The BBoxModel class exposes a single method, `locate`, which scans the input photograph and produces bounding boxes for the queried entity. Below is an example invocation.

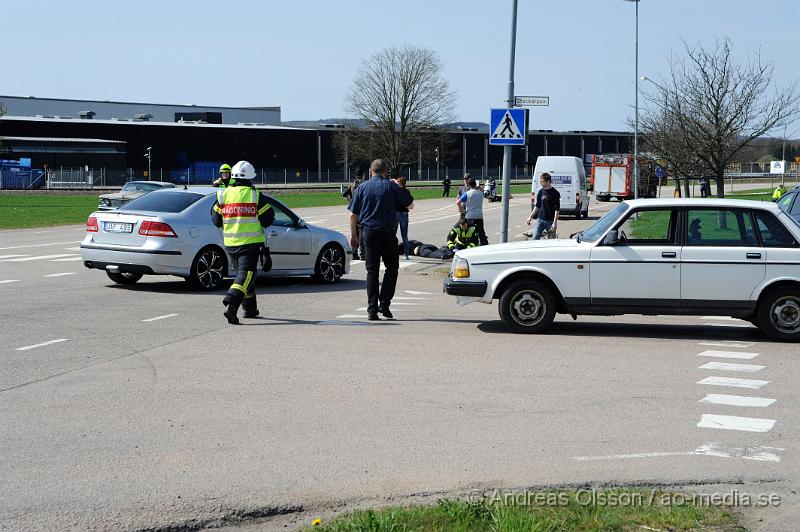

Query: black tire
[188,246,228,290]
[498,280,557,334]
[757,286,800,341]
[313,243,345,283]
[106,270,143,285]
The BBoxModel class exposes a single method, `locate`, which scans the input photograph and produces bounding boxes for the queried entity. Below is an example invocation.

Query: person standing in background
[394,176,412,260]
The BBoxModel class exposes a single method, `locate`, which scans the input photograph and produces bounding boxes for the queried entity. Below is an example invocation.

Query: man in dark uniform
[348,159,414,320]
[211,160,275,324]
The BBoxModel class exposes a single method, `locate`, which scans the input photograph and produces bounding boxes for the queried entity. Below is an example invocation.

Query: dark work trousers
[468,217,489,246]
[362,227,399,315]
[442,187,450,197]
[224,250,259,311]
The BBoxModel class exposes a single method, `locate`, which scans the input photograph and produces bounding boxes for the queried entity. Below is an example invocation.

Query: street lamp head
[640,75,649,81]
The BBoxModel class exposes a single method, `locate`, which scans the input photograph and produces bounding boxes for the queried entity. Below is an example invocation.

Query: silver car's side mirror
[296,219,307,228]
[603,230,620,245]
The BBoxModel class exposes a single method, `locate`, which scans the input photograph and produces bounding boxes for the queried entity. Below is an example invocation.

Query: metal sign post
[500,0,519,244]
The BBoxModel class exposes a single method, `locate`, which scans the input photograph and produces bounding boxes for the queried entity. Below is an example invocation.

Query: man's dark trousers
[224,250,260,312]
[468,218,488,246]
[362,227,399,315]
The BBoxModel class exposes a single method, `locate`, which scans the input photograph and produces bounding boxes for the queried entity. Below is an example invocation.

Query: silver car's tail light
[86,216,98,232]
[139,221,177,238]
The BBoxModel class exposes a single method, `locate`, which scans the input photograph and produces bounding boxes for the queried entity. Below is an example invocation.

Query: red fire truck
[591,154,660,201]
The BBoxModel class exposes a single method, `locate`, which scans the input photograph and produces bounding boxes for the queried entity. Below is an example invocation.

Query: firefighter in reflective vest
[446,216,480,250]
[211,161,275,324]
[212,163,233,188]
[772,184,787,202]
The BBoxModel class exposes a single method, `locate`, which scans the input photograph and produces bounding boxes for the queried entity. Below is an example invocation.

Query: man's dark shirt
[349,175,413,232]
[536,187,561,222]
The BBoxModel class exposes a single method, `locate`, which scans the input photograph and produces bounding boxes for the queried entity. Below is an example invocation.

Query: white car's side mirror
[603,230,620,246]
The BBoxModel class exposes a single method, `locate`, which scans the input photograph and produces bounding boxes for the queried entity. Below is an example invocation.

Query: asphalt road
[0,194,797,530]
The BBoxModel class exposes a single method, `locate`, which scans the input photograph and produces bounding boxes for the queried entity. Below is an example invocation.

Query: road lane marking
[142,313,180,322]
[698,361,765,373]
[1,254,77,262]
[574,451,697,461]
[356,307,411,312]
[64,247,81,251]
[699,394,776,407]
[51,257,83,262]
[336,314,370,319]
[697,414,775,432]
[0,255,29,259]
[697,376,769,389]
[697,350,759,360]
[699,341,756,348]
[393,297,429,300]
[16,339,69,351]
[0,279,21,284]
[0,241,82,251]
[405,290,434,295]
[695,443,784,462]
[44,272,77,278]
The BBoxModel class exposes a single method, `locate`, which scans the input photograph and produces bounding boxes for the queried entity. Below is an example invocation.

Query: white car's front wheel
[498,280,557,334]
[758,286,800,342]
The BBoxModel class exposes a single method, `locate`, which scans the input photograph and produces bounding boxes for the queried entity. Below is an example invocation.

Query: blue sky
[3,0,797,132]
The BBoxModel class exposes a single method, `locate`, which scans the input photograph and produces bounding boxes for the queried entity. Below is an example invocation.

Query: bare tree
[639,38,800,197]
[343,45,457,175]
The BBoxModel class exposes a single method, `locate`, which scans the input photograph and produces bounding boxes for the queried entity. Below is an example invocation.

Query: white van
[531,156,589,219]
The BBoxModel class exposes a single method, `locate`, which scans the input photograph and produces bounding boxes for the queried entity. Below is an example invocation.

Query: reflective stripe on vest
[218,187,264,247]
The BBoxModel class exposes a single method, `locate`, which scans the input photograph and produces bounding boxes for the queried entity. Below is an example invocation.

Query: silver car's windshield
[581,203,628,242]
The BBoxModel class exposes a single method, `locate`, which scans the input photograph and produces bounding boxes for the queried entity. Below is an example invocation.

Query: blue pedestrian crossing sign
[489,108,527,146]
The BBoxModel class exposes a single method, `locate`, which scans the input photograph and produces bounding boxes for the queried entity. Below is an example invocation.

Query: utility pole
[500,0,519,243]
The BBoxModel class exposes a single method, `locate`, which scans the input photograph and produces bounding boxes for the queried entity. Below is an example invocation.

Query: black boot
[223,304,240,324]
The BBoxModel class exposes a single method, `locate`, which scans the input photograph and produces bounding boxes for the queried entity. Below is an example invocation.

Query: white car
[81,187,351,289]
[444,198,800,341]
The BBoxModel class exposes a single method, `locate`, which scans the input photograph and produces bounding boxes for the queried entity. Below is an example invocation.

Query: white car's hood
[457,238,582,259]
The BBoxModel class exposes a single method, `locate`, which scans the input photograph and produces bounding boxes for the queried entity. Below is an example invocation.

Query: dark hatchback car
[776,186,800,224]
[98,181,176,210]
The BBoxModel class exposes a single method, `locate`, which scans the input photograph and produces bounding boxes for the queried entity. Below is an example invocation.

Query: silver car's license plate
[104,222,134,233]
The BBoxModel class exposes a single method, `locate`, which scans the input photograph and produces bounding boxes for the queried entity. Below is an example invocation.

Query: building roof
[1,136,126,144]
[1,94,279,112]
[0,116,311,131]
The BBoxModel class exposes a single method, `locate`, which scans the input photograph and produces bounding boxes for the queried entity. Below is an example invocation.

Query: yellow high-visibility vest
[216,187,268,247]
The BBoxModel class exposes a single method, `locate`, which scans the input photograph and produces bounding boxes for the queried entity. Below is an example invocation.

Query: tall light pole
[144,146,152,180]
[500,0,519,243]
[623,0,640,199]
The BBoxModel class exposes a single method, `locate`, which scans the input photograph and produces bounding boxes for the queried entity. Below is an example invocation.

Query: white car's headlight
[452,257,470,279]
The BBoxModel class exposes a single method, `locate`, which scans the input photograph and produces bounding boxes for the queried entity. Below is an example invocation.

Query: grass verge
[0,185,531,229]
[0,194,99,229]
[303,489,742,531]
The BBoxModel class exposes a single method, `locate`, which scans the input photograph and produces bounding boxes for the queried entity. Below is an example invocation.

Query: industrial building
[0,95,632,188]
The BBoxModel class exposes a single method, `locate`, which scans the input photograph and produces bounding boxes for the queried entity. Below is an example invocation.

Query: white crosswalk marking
[699,341,755,348]
[695,443,784,462]
[404,290,434,295]
[142,313,180,322]
[699,394,776,407]
[697,376,769,389]
[697,414,776,432]
[356,307,410,312]
[0,255,29,259]
[2,254,77,262]
[698,361,765,373]
[0,279,21,284]
[0,241,81,251]
[697,350,760,360]
[51,257,83,262]
[393,297,429,300]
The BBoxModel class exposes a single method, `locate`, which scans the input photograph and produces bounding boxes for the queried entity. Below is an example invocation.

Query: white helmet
[231,160,256,181]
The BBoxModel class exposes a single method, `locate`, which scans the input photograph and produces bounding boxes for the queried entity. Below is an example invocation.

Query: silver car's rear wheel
[188,246,227,290]
[313,244,344,284]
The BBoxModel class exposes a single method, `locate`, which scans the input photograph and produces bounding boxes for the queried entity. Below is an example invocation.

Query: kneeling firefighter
[211,161,275,324]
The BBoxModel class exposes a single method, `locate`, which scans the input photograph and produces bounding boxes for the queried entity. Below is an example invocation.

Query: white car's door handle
[661,251,677,258]
[746,252,762,259]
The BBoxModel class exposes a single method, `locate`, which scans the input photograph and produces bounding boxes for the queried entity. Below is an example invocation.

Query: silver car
[98,181,176,210]
[81,187,351,289]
